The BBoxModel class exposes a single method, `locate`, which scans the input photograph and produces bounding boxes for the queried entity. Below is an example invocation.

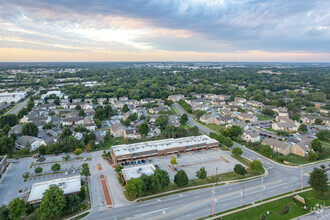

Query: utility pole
[242,183,245,205]
[300,164,303,191]
[260,175,264,206]
[212,183,215,216]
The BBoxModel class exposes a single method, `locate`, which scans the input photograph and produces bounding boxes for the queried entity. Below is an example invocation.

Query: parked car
[155,165,159,169]
[138,160,142,164]
[141,160,146,164]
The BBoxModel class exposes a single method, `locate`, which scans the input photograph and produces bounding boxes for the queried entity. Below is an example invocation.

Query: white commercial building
[27,175,81,204]
[121,164,156,182]
[0,92,27,103]
[41,90,63,99]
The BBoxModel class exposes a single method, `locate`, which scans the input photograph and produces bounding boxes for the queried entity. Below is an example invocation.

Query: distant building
[15,136,46,151]
[262,138,290,155]
[0,92,27,103]
[167,94,184,102]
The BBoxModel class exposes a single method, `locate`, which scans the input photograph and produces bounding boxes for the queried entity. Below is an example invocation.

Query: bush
[278,204,289,215]
[174,170,189,187]
[232,147,243,157]
[78,203,87,211]
[51,163,61,172]
[234,164,247,175]
[34,167,43,174]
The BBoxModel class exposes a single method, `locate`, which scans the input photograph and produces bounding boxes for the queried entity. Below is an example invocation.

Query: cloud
[0,0,330,61]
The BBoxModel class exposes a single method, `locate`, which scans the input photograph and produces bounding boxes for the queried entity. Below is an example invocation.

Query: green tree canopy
[196,167,207,179]
[309,168,328,193]
[122,104,129,113]
[151,169,170,191]
[22,122,38,137]
[137,122,149,136]
[261,145,273,157]
[179,113,188,124]
[234,164,247,175]
[307,151,318,161]
[60,127,72,140]
[51,163,61,172]
[249,160,264,174]
[125,178,146,198]
[174,170,189,187]
[232,147,243,157]
[316,130,330,141]
[298,124,308,133]
[311,138,323,153]
[8,198,25,220]
[37,185,66,219]
[155,115,168,130]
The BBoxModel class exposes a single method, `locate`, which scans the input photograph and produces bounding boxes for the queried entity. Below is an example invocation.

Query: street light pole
[260,175,264,206]
[242,183,245,205]
[212,183,215,216]
[300,164,303,191]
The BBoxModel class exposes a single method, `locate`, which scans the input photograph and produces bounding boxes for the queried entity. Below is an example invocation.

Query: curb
[65,209,91,220]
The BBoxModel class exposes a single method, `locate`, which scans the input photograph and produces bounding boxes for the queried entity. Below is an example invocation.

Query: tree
[115,164,123,173]
[309,168,328,193]
[94,118,101,128]
[298,124,308,134]
[122,104,129,113]
[73,148,83,156]
[315,118,323,125]
[0,204,9,220]
[180,113,188,124]
[307,151,318,161]
[261,109,275,117]
[226,125,242,139]
[81,163,90,178]
[151,169,170,191]
[85,144,92,152]
[125,178,146,197]
[174,170,189,187]
[155,115,168,130]
[137,122,149,136]
[234,164,247,175]
[78,109,85,117]
[316,130,330,141]
[60,127,72,140]
[8,198,25,220]
[311,139,323,153]
[51,163,61,172]
[37,185,66,219]
[170,156,177,166]
[0,136,15,155]
[35,167,43,174]
[196,167,207,179]
[249,160,264,174]
[79,186,86,200]
[22,122,38,137]
[232,147,243,157]
[261,145,273,157]
[140,174,152,190]
[95,107,105,120]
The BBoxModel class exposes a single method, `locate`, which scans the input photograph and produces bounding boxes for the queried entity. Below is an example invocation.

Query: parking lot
[120,149,244,181]
[0,154,89,205]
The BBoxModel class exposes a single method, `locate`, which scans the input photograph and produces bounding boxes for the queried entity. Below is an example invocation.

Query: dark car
[121,163,125,166]
[141,160,146,163]
[155,165,159,169]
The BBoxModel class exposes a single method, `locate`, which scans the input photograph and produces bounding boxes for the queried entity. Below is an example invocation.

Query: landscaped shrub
[278,204,289,215]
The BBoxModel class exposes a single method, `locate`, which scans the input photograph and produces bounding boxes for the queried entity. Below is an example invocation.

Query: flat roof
[122,164,156,181]
[112,135,218,157]
[28,175,81,203]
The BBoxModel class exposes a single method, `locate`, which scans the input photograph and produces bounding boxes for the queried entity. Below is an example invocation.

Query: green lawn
[219,188,330,220]
[256,114,273,121]
[194,120,225,133]
[231,155,252,166]
[319,141,330,160]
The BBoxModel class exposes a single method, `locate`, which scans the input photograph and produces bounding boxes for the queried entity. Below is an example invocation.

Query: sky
[0,0,330,62]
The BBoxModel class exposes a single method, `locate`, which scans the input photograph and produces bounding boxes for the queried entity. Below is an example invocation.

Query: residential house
[262,138,290,156]
[119,97,129,101]
[108,97,118,104]
[246,100,263,108]
[124,128,141,139]
[82,103,93,110]
[238,113,258,122]
[8,124,23,137]
[85,108,95,117]
[242,130,260,143]
[320,109,330,115]
[214,115,233,125]
[200,115,214,124]
[15,136,46,152]
[272,116,300,132]
[149,106,169,114]
[168,94,185,102]
[72,98,82,103]
[228,121,249,131]
[62,116,84,126]
[235,97,246,103]
[211,99,226,105]
[110,123,127,138]
[191,104,208,111]
[97,98,107,105]
[290,138,313,157]
[140,98,155,105]
[149,114,161,124]
[83,117,96,131]
[301,116,330,126]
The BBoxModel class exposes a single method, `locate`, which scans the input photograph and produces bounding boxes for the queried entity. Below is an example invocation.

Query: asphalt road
[85,103,330,220]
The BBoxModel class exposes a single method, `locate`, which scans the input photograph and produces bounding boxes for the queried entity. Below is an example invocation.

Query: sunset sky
[1,0,330,62]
